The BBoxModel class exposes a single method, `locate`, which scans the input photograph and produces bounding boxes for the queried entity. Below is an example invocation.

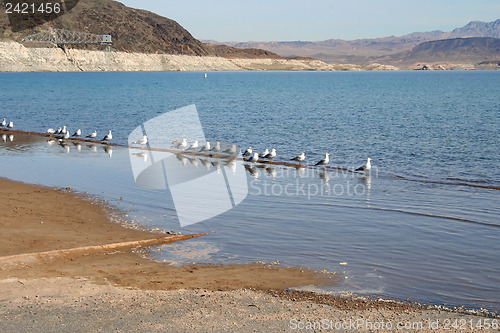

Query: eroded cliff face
[0,41,401,72]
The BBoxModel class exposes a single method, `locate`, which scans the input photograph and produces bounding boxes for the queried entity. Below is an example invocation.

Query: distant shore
[0,177,497,331]
[0,39,400,72]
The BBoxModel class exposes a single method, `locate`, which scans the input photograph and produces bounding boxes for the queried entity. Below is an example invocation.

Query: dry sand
[0,178,497,332]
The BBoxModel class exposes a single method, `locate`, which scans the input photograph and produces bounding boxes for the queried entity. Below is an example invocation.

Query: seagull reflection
[264,166,277,178]
[358,174,372,193]
[245,164,259,179]
[176,153,188,166]
[187,156,199,167]
[59,141,70,154]
[225,159,237,173]
[318,170,330,185]
[211,161,222,173]
[88,144,97,153]
[8,135,14,142]
[2,134,7,142]
[47,138,56,146]
[72,142,82,151]
[199,158,212,171]
[133,152,149,162]
[103,146,113,158]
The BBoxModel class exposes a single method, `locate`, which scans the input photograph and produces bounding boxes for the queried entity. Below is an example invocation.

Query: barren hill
[0,0,281,59]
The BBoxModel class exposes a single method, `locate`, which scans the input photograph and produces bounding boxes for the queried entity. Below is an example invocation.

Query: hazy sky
[119,0,499,42]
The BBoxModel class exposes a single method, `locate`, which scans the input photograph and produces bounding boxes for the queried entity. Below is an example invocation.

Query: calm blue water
[0,71,499,311]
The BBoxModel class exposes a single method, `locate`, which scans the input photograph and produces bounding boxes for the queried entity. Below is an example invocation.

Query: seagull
[199,141,211,152]
[101,130,112,142]
[246,152,259,163]
[86,130,97,139]
[1,118,6,127]
[259,148,269,158]
[223,144,237,155]
[46,128,56,135]
[60,131,70,140]
[7,121,14,129]
[264,148,277,160]
[186,140,199,150]
[177,138,188,149]
[133,135,148,145]
[356,158,372,172]
[315,153,330,166]
[210,141,221,153]
[55,127,62,134]
[172,138,180,145]
[291,152,306,163]
[72,129,82,137]
[242,146,253,157]
[61,126,67,134]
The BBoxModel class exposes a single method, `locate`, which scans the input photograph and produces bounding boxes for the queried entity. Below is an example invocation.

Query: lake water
[0,71,499,312]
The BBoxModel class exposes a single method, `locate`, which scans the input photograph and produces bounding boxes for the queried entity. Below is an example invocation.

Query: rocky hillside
[0,0,281,59]
[373,37,500,67]
[207,19,500,64]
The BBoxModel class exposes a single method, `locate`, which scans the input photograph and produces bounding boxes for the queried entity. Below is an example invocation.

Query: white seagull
[223,144,237,155]
[177,138,188,149]
[246,152,259,163]
[264,148,277,160]
[60,131,70,140]
[46,128,56,135]
[55,127,62,134]
[291,152,306,163]
[133,135,148,145]
[86,130,97,139]
[1,118,6,127]
[315,153,330,166]
[187,140,199,150]
[7,121,14,129]
[199,141,211,152]
[210,141,221,153]
[61,126,67,134]
[72,129,82,137]
[259,148,269,158]
[102,130,112,142]
[356,158,372,172]
[242,146,253,157]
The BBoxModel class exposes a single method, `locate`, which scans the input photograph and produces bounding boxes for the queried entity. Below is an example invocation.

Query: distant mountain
[204,19,500,64]
[373,37,500,67]
[0,0,283,59]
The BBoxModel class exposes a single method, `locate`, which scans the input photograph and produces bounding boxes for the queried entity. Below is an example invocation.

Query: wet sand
[0,178,497,332]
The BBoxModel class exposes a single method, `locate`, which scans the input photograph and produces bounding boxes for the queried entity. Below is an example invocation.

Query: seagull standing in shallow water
[86,130,97,139]
[315,153,330,166]
[177,138,188,150]
[259,148,269,158]
[6,121,14,129]
[356,158,372,172]
[1,118,6,127]
[186,140,199,150]
[102,130,112,142]
[133,135,148,145]
[47,128,56,135]
[291,152,306,163]
[223,144,237,155]
[242,146,252,157]
[199,141,211,152]
[72,129,81,137]
[246,152,259,163]
[210,141,221,153]
[264,148,277,160]
[61,126,67,134]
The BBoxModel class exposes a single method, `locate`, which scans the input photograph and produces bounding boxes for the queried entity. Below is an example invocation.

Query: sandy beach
[0,177,498,332]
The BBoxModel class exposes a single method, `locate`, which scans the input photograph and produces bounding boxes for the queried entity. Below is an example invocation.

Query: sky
[119,0,500,42]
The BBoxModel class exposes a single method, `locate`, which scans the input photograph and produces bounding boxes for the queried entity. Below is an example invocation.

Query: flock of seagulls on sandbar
[44,124,113,143]
[1,118,372,172]
[170,137,372,172]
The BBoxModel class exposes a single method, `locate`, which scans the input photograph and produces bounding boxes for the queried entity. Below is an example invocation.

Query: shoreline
[1,178,499,331]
